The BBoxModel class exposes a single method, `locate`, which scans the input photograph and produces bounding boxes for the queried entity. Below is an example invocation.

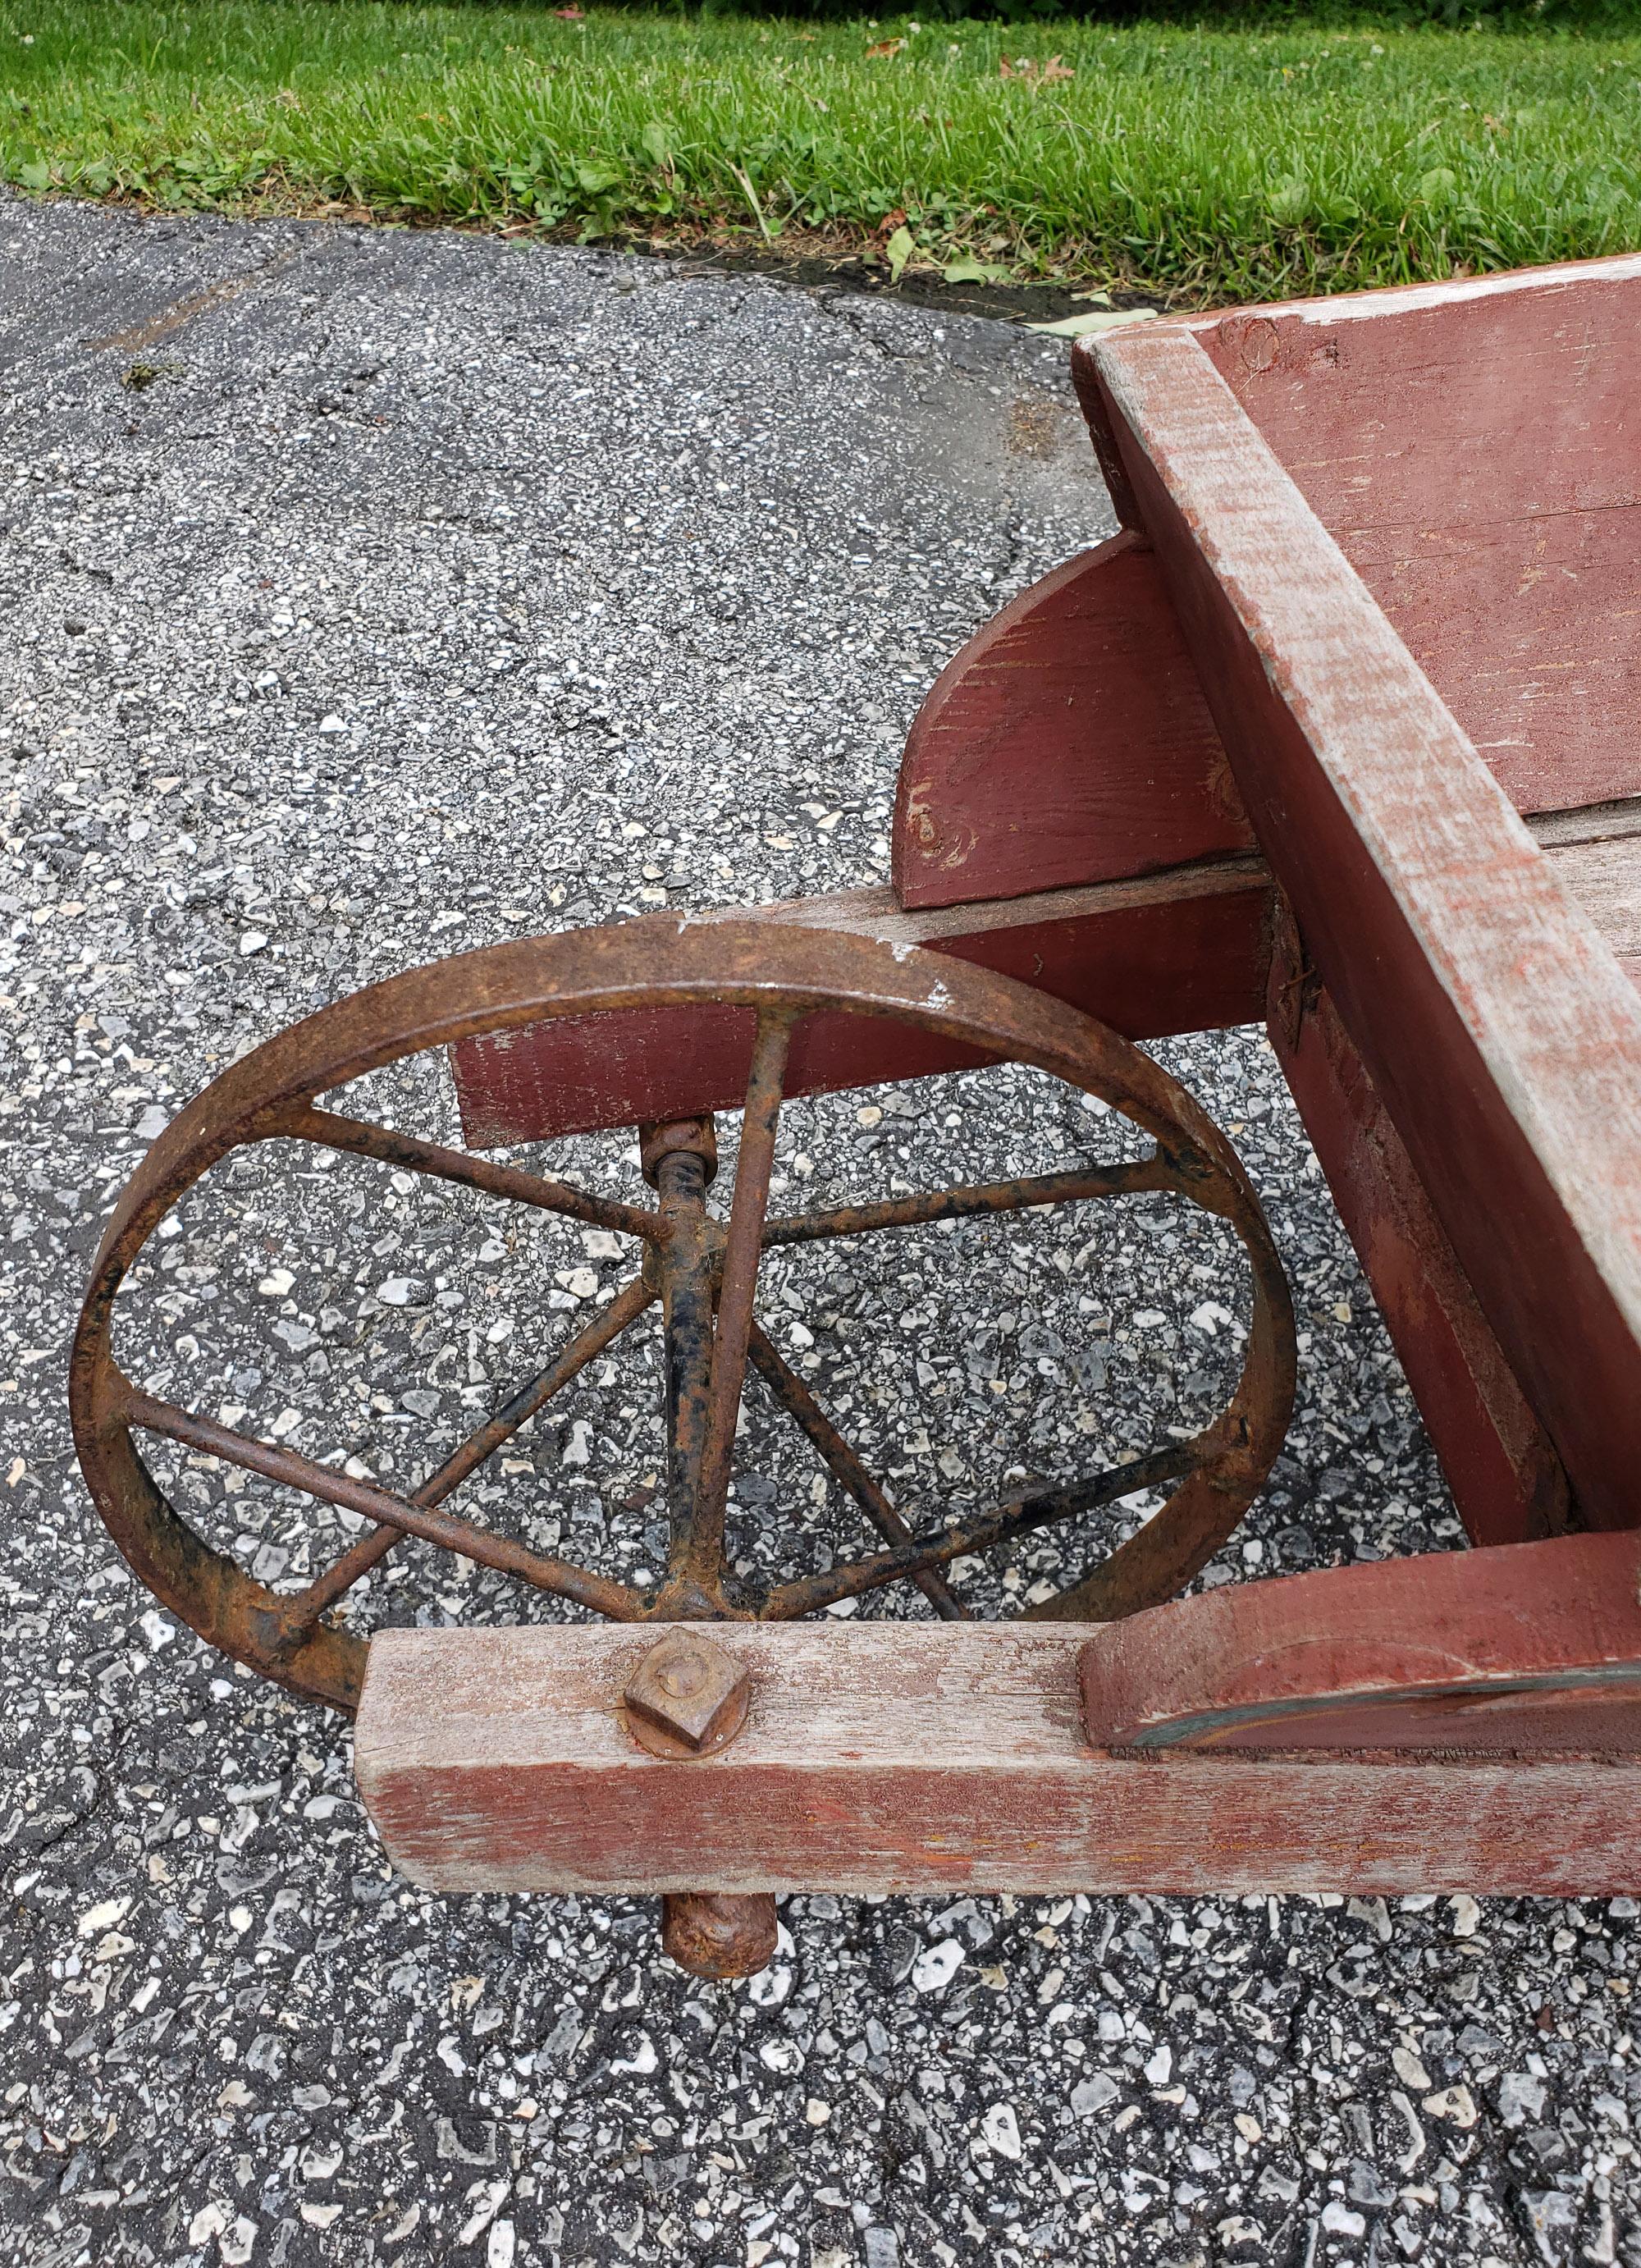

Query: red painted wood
[454,815,1641,1146]
[456,999,992,1149]
[452,866,1270,1145]
[1086,316,1641,1534]
[354,1623,1641,1896]
[1081,1529,1641,1754]
[1195,259,1641,819]
[888,263,1640,921]
[1270,958,1570,1547]
[891,533,1251,911]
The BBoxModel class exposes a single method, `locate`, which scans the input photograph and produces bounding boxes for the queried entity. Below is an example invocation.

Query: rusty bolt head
[624,1630,750,1758]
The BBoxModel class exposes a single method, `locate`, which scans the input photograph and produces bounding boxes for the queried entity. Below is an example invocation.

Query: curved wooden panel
[1081,1530,1641,1756]
[891,531,1252,912]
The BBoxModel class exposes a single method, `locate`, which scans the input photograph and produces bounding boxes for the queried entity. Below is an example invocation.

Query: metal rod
[746,1322,966,1620]
[654,1145,720,1606]
[762,1154,1173,1251]
[274,1101,666,1244]
[686,1013,795,1588]
[277,1275,656,1635]
[120,1383,644,1621]
[760,1436,1200,1621]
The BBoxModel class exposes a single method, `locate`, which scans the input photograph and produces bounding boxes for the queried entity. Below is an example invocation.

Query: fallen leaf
[942,255,1012,286]
[884,224,916,283]
[552,6,583,16]
[1027,307,1160,338]
[1001,54,1074,87]
[866,37,906,58]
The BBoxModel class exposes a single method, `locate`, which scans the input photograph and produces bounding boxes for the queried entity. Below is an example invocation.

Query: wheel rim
[70,917,1297,1712]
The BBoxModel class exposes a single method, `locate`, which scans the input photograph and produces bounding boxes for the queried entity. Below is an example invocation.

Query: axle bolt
[624,1630,751,1758]
[638,1113,718,1188]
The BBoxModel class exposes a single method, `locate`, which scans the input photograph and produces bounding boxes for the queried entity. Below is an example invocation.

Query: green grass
[2,2,1639,302]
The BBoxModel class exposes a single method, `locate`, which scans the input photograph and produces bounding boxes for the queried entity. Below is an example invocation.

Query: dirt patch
[619,232,1176,327]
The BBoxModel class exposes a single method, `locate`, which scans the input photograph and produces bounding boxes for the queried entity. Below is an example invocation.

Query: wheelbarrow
[71,253,1641,1980]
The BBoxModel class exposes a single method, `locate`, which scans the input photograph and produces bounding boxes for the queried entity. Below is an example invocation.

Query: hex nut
[624,1630,751,1758]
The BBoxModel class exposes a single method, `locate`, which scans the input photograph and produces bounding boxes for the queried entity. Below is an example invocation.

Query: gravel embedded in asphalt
[2,198,1637,2268]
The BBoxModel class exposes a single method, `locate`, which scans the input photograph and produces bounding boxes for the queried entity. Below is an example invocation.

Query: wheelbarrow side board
[1080,286,1641,1538]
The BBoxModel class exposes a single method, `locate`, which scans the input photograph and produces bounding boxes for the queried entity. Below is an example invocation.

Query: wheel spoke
[1022,1417,1261,1625]
[760,1436,1200,1621]
[275,1274,656,1636]
[272,1101,666,1243]
[763,1155,1173,1251]
[119,1381,644,1621]
[682,1012,795,1589]
[746,1323,966,1620]
[651,1140,720,1606]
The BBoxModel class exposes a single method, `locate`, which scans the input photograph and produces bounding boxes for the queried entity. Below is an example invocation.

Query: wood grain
[891,532,1251,910]
[452,811,1641,1147]
[894,263,1639,917]
[1081,1528,1641,1754]
[451,862,1270,1145]
[1086,316,1641,1534]
[354,1622,1641,1896]
[1193,257,1641,820]
[1269,964,1570,1548]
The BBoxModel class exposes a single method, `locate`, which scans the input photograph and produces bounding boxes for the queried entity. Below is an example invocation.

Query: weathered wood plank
[1268,958,1570,1547]
[1081,1528,1641,1755]
[893,263,1641,916]
[451,809,1641,1148]
[355,1623,1641,1896]
[891,532,1251,910]
[1196,256,1641,819]
[450,862,1270,1145]
[1541,824,1641,965]
[1084,318,1641,1533]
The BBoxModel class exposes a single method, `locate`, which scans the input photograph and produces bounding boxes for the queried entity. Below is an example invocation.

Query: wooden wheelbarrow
[71,254,1641,1979]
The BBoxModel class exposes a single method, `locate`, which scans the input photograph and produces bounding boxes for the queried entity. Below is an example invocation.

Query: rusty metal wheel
[71,918,1296,1721]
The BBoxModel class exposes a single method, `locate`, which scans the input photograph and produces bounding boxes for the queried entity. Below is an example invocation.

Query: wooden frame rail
[356,1611,1641,1900]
